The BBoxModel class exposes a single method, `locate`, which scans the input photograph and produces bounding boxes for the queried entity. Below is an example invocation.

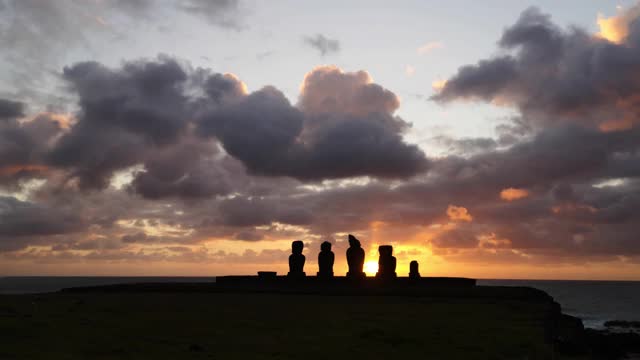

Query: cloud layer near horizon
[1,4,640,277]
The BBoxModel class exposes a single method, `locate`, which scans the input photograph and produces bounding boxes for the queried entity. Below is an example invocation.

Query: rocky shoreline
[553,313,640,359]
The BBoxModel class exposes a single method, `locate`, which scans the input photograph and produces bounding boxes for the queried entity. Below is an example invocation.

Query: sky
[1,0,640,280]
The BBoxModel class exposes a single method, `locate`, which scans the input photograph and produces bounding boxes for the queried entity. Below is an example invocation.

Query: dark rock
[584,328,640,360]
[555,314,587,355]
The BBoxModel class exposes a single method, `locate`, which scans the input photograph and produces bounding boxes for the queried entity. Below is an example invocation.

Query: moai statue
[346,234,366,279]
[409,260,421,279]
[376,245,397,279]
[317,241,335,278]
[288,240,306,277]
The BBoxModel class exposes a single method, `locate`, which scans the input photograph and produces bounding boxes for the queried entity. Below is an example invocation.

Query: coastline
[1,279,638,358]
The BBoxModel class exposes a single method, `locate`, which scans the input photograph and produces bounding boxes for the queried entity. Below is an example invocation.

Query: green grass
[0,292,562,359]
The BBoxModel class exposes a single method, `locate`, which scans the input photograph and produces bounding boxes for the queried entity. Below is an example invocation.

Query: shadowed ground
[0,291,582,359]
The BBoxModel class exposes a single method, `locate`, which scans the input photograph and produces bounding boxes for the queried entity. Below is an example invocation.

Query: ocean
[0,276,637,328]
[478,279,640,329]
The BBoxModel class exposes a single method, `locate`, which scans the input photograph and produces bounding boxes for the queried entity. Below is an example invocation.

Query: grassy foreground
[0,291,571,359]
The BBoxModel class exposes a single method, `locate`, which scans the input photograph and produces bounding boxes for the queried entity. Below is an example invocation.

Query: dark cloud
[129,139,233,199]
[198,86,305,176]
[199,66,428,180]
[433,7,640,130]
[121,232,159,244]
[0,113,63,187]
[218,196,313,227]
[47,56,194,189]
[430,135,498,155]
[41,59,425,191]
[303,34,340,56]
[416,6,640,260]
[0,98,24,120]
[234,230,264,241]
[179,0,244,29]
[432,226,479,248]
[0,196,86,251]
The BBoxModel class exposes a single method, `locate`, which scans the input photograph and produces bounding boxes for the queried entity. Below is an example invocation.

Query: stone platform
[215,275,476,295]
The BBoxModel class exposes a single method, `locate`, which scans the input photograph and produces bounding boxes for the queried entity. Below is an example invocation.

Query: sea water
[478,279,640,328]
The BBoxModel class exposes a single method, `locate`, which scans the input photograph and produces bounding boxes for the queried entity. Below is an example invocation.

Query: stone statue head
[410,260,419,271]
[378,245,393,257]
[321,241,332,252]
[348,234,360,248]
[292,240,304,255]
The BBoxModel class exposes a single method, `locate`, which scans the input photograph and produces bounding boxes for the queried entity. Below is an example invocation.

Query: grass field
[0,291,574,359]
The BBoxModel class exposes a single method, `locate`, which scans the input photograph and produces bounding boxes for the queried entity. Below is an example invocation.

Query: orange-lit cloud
[478,233,512,249]
[599,118,634,132]
[0,165,48,176]
[300,65,372,93]
[432,79,447,91]
[500,188,529,201]
[41,112,73,129]
[223,73,249,95]
[298,65,400,117]
[446,205,472,222]
[551,203,597,215]
[597,3,640,43]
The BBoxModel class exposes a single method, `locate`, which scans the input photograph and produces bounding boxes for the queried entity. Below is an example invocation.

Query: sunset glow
[364,261,379,276]
[0,1,639,280]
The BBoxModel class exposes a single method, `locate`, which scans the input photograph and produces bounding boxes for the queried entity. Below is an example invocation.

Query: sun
[363,261,378,276]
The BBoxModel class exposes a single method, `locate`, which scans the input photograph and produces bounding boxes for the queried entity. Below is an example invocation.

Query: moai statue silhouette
[317,241,335,278]
[409,260,421,279]
[376,245,397,279]
[288,240,306,277]
[346,234,366,279]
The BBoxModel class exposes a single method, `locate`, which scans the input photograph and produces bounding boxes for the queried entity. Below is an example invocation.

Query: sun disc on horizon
[364,261,378,276]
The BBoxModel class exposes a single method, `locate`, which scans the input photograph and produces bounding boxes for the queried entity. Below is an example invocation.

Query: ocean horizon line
[1,275,639,282]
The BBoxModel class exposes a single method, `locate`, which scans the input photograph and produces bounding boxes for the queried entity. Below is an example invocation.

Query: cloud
[47,56,194,189]
[0,0,246,104]
[447,205,473,222]
[199,65,429,180]
[298,66,400,117]
[0,196,87,251]
[0,98,25,120]
[0,57,428,196]
[432,6,640,131]
[597,2,640,43]
[432,226,479,248]
[178,0,245,30]
[303,34,340,56]
[129,139,234,199]
[500,188,530,201]
[0,112,63,187]
[431,79,447,92]
[430,135,498,155]
[417,41,443,55]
